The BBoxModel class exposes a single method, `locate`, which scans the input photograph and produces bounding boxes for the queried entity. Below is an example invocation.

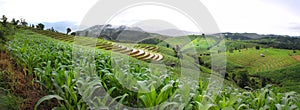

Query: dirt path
[0,51,56,110]
[292,55,300,62]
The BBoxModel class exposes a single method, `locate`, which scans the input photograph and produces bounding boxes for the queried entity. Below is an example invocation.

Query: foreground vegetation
[255,63,300,93]
[1,16,300,109]
[0,29,298,109]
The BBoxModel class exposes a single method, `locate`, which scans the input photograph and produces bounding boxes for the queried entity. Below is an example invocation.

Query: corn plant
[7,30,300,110]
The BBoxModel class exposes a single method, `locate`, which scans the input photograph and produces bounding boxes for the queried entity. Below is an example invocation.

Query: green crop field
[1,23,300,109]
[181,37,217,53]
[227,48,300,73]
[255,63,300,93]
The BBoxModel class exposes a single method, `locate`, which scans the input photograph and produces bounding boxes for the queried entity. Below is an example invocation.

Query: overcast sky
[0,0,300,36]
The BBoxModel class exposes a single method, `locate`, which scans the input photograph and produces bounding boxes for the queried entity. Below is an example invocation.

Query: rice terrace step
[31,29,164,62]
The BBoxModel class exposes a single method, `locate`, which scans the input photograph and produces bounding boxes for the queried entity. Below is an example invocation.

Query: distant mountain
[214,32,264,40]
[76,25,166,43]
[77,24,202,38]
[213,32,300,41]
[151,29,201,37]
[42,21,79,33]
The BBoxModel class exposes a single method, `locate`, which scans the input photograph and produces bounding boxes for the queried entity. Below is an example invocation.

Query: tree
[229,49,234,53]
[255,46,260,50]
[70,32,76,36]
[11,18,19,25]
[201,33,205,37]
[0,31,5,42]
[20,18,28,26]
[50,27,55,32]
[46,27,55,32]
[235,71,250,88]
[66,28,71,35]
[36,23,45,30]
[1,15,8,25]
[198,56,205,65]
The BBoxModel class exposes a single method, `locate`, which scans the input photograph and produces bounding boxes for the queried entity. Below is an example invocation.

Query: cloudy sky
[0,0,300,36]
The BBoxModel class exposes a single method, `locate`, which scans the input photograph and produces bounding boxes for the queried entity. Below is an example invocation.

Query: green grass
[0,88,20,110]
[3,27,300,109]
[226,40,258,50]
[0,70,22,110]
[254,63,300,93]
[227,48,299,73]
[181,37,217,53]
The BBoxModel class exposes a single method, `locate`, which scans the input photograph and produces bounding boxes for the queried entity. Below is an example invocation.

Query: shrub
[255,46,260,50]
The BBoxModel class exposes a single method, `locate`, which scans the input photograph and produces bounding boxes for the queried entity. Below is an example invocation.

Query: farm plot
[30,29,164,62]
[227,48,299,73]
[3,29,300,109]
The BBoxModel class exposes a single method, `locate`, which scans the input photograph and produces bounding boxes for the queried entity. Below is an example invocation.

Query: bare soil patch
[0,51,57,110]
[292,55,300,62]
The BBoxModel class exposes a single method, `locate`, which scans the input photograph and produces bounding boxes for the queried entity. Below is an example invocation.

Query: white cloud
[0,0,98,23]
[201,0,300,35]
[1,0,300,35]
[108,5,200,33]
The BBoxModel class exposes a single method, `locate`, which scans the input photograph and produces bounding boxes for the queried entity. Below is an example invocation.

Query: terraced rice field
[134,45,159,53]
[227,48,300,73]
[2,29,300,109]
[30,29,164,62]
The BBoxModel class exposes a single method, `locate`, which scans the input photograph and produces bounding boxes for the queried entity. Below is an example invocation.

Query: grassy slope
[29,29,215,77]
[181,36,218,54]
[227,48,300,73]
[185,37,300,93]
[255,63,300,93]
[3,28,300,109]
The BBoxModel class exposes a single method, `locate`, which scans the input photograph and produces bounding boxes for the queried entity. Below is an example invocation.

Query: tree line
[0,15,76,35]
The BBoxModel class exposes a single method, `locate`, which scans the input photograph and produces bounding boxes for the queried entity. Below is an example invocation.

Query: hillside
[1,22,300,109]
[172,33,300,93]
[153,28,202,37]
[254,63,300,93]
[227,48,299,73]
[76,25,167,43]
[215,32,263,40]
